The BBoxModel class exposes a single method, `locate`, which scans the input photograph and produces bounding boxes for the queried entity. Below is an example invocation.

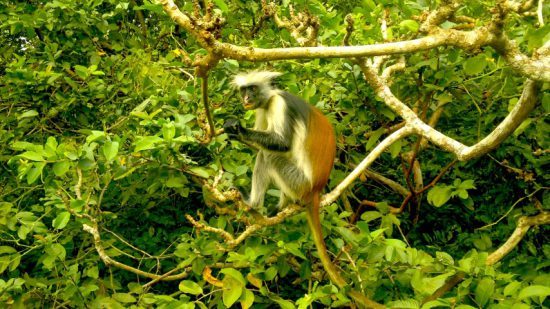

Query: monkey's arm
[239,128,291,152]
[224,118,292,152]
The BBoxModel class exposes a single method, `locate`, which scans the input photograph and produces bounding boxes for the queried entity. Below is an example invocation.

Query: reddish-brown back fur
[303,107,346,287]
[305,107,336,197]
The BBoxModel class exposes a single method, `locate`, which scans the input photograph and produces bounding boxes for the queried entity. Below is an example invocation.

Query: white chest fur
[253,94,312,185]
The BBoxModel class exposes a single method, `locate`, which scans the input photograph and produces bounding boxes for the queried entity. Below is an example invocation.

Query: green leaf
[399,20,419,32]
[0,246,16,254]
[222,277,244,307]
[457,179,476,190]
[166,177,186,188]
[74,65,89,78]
[435,92,453,105]
[134,136,163,152]
[52,211,70,229]
[213,0,228,11]
[240,289,255,309]
[335,226,359,246]
[387,299,419,308]
[128,282,143,294]
[112,293,137,303]
[427,185,453,207]
[463,55,488,75]
[53,161,70,177]
[517,285,550,300]
[70,199,85,212]
[189,167,210,178]
[19,151,45,161]
[365,128,384,151]
[475,277,495,306]
[17,110,39,120]
[18,225,30,240]
[388,139,402,158]
[45,136,58,153]
[513,118,532,137]
[411,271,452,295]
[45,243,66,261]
[178,280,203,295]
[162,123,176,141]
[503,281,522,296]
[86,266,99,279]
[103,141,119,162]
[11,141,37,151]
[27,162,46,184]
[78,158,95,171]
[220,268,246,285]
[363,0,376,10]
[134,2,164,13]
[267,292,295,309]
[284,243,306,260]
[86,130,106,144]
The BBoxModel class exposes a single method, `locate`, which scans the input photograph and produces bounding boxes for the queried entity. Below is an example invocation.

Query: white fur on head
[232,71,282,88]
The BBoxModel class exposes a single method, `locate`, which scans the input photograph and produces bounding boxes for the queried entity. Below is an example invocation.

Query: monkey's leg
[276,193,288,209]
[269,155,310,206]
[248,151,271,209]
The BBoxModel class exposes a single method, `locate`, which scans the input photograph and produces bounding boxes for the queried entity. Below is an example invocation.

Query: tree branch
[161,0,550,81]
[82,223,190,281]
[486,211,550,265]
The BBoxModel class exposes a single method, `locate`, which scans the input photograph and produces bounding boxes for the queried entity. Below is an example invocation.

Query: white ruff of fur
[232,71,282,88]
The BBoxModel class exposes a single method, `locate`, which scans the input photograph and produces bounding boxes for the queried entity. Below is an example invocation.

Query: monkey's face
[239,85,263,110]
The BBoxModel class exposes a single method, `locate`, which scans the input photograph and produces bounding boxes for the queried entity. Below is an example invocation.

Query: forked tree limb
[422,211,550,304]
[160,0,550,82]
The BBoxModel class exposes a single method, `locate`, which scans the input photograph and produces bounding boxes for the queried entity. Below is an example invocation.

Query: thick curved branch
[486,211,550,265]
[323,125,415,205]
[362,61,541,161]
[161,0,550,82]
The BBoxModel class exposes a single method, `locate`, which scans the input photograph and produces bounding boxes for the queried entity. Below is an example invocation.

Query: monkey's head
[232,71,282,110]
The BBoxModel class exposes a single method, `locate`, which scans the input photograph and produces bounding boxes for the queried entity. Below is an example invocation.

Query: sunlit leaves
[0,0,546,307]
[179,280,203,295]
[399,20,419,33]
[212,0,229,12]
[0,246,21,274]
[52,212,70,229]
[517,285,550,301]
[112,293,137,303]
[222,276,244,307]
[463,55,488,75]
[102,140,119,162]
[133,136,163,152]
[475,277,495,306]
[19,151,45,161]
[427,185,453,207]
[427,179,476,207]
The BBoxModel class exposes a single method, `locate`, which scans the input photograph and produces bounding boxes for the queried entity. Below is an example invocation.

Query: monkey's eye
[244,85,258,92]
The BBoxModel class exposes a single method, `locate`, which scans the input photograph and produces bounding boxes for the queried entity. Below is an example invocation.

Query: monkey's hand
[223,118,243,137]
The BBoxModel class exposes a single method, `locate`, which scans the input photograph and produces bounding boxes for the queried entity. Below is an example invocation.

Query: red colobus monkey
[224,71,341,285]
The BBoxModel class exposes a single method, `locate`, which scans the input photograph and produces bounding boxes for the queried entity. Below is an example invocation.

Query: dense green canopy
[0,0,548,307]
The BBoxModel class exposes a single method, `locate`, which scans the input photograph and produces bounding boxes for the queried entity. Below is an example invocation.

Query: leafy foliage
[1,0,549,308]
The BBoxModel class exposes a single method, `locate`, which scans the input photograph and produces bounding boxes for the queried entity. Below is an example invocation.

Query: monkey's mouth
[243,103,254,109]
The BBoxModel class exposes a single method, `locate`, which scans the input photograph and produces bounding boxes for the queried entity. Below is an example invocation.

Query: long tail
[305,193,346,287]
[305,193,386,309]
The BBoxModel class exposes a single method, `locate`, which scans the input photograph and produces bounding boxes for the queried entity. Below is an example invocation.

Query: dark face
[240,85,262,110]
